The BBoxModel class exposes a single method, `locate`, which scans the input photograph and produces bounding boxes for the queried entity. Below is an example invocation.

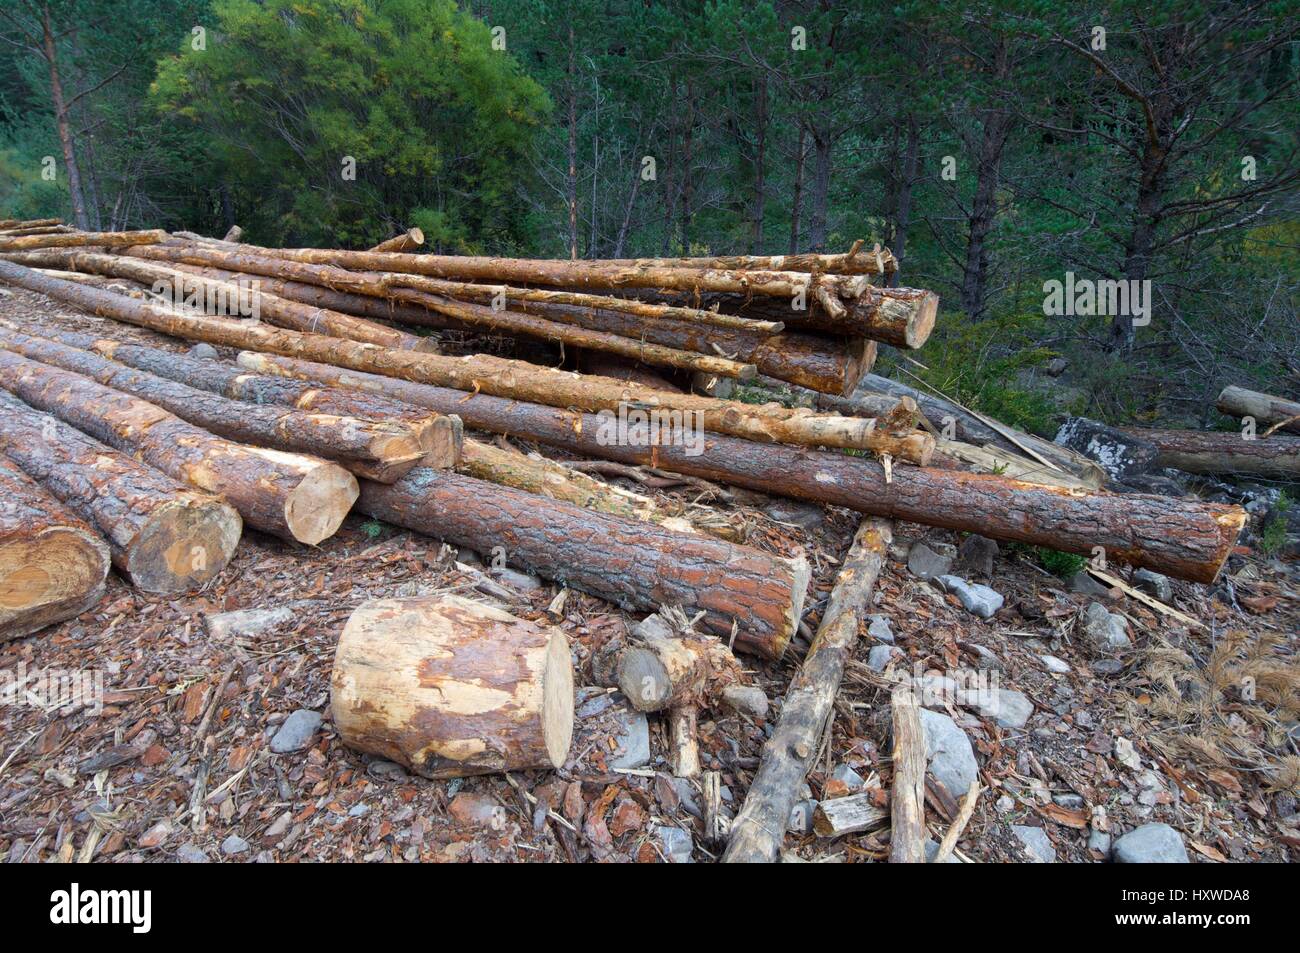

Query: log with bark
[0,393,241,593]
[0,229,167,252]
[1216,385,1300,436]
[592,243,896,276]
[889,687,927,863]
[0,453,110,641]
[0,218,62,230]
[332,595,574,778]
[0,349,356,544]
[0,325,431,482]
[357,468,810,658]
[242,353,1246,583]
[368,228,425,253]
[6,324,462,471]
[0,260,924,456]
[1118,426,1300,479]
[723,518,892,863]
[616,614,742,712]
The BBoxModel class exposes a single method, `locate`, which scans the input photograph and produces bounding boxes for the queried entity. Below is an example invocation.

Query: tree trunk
[244,353,1246,583]
[751,76,767,254]
[567,25,579,261]
[368,228,424,253]
[40,4,88,230]
[357,468,811,658]
[0,393,241,593]
[807,130,833,252]
[888,687,927,863]
[332,595,574,778]
[789,127,807,254]
[1216,386,1300,436]
[0,326,429,483]
[0,349,355,544]
[0,229,167,252]
[0,454,108,640]
[723,518,891,863]
[1118,426,1300,479]
[958,96,1012,318]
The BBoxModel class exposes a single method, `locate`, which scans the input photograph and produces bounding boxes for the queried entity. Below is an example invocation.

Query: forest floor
[1,286,1297,864]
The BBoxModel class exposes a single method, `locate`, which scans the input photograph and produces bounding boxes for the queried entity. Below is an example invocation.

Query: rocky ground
[1,286,1297,864]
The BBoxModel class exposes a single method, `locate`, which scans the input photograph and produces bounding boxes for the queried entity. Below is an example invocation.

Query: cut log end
[278,458,359,545]
[541,626,577,769]
[0,528,108,641]
[905,291,939,349]
[125,498,243,594]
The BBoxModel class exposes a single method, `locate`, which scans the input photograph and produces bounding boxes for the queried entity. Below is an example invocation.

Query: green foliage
[1259,492,1292,556]
[1035,547,1088,578]
[362,519,386,540]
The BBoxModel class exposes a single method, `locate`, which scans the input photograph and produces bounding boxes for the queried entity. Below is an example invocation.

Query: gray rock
[1011,825,1056,863]
[1052,793,1086,809]
[653,824,694,863]
[492,567,542,592]
[670,778,702,819]
[221,834,250,856]
[867,614,895,643]
[720,684,769,720]
[955,534,999,580]
[971,689,1033,729]
[907,542,954,581]
[924,838,962,863]
[765,499,826,531]
[830,764,864,792]
[1112,823,1189,863]
[1040,655,1071,674]
[966,643,1001,669]
[187,342,219,360]
[867,644,899,672]
[609,709,651,769]
[1055,417,1159,480]
[919,708,979,799]
[1133,568,1173,602]
[1090,659,1125,676]
[788,799,817,834]
[175,844,210,863]
[935,575,1004,619]
[1067,571,1112,598]
[1046,357,1068,377]
[1081,602,1131,653]
[269,709,322,753]
[995,795,1015,813]
[1088,828,1112,855]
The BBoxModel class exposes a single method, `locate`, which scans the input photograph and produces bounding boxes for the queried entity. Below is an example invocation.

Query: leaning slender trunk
[958,109,1011,318]
[566,25,578,261]
[751,76,767,254]
[41,5,89,230]
[807,129,832,252]
[1114,143,1164,351]
[789,127,807,254]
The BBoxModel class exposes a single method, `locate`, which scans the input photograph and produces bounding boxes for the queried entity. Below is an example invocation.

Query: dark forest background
[2,0,1297,433]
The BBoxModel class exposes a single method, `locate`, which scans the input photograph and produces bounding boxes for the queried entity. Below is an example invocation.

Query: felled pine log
[4,249,431,351]
[592,243,896,276]
[0,218,62,230]
[1118,426,1300,479]
[0,349,356,544]
[357,468,810,658]
[1216,385,1300,436]
[889,687,927,863]
[0,454,110,641]
[242,353,1247,584]
[332,595,574,778]
[723,518,891,863]
[368,228,424,253]
[0,393,241,593]
[0,325,429,483]
[10,325,462,471]
[616,614,742,712]
[0,261,925,457]
[0,229,167,252]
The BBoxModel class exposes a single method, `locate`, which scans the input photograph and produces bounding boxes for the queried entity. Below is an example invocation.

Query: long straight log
[592,246,897,275]
[1216,385,1300,436]
[0,349,356,544]
[5,249,431,351]
[722,518,892,863]
[358,468,811,658]
[888,687,928,864]
[0,325,432,482]
[240,352,1247,583]
[368,228,424,253]
[0,218,62,230]
[0,393,242,592]
[0,229,167,252]
[6,325,461,470]
[0,453,110,641]
[0,260,923,456]
[1119,426,1300,479]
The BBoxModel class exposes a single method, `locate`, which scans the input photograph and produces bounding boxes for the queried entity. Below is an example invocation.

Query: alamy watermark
[0,662,104,715]
[1043,272,1151,328]
[595,402,705,457]
[150,274,262,321]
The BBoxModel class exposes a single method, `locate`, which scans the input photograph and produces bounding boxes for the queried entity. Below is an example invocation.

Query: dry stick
[931,781,981,864]
[889,687,927,863]
[722,518,892,863]
[0,229,167,252]
[237,351,1248,584]
[0,260,913,456]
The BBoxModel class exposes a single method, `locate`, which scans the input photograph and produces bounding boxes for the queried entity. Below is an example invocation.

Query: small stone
[137,820,172,849]
[221,834,250,856]
[866,614,895,643]
[955,534,999,580]
[175,843,210,863]
[1133,569,1173,602]
[907,542,954,581]
[829,764,864,794]
[1090,659,1125,676]
[788,799,817,834]
[1087,828,1112,855]
[867,644,898,672]
[1067,570,1113,598]
[972,689,1033,729]
[187,342,219,360]
[935,575,1004,619]
[609,708,651,769]
[918,708,979,799]
[923,838,962,864]
[1011,825,1056,863]
[492,567,542,592]
[449,792,504,828]
[1081,602,1131,653]
[720,685,769,720]
[1114,736,1142,771]
[996,795,1015,813]
[1052,793,1086,809]
[1040,655,1071,674]
[1112,823,1189,863]
[269,709,322,753]
[652,824,693,863]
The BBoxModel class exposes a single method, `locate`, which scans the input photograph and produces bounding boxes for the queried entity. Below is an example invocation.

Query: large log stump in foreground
[331,595,574,778]
[0,454,110,641]
[0,394,241,593]
[0,350,355,544]
[358,469,810,658]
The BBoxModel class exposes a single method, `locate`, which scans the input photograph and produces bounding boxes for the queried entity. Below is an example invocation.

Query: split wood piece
[579,352,685,391]
[332,594,574,778]
[0,454,110,641]
[592,245,896,276]
[668,706,702,779]
[0,229,167,252]
[0,325,429,483]
[0,261,916,456]
[0,393,241,593]
[10,325,461,471]
[239,352,1247,583]
[722,518,891,863]
[368,228,424,253]
[812,793,890,837]
[202,605,297,640]
[5,249,430,351]
[889,687,927,863]
[1216,385,1300,437]
[357,468,810,658]
[1118,426,1300,479]
[933,439,1101,491]
[616,622,742,712]
[0,350,355,544]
